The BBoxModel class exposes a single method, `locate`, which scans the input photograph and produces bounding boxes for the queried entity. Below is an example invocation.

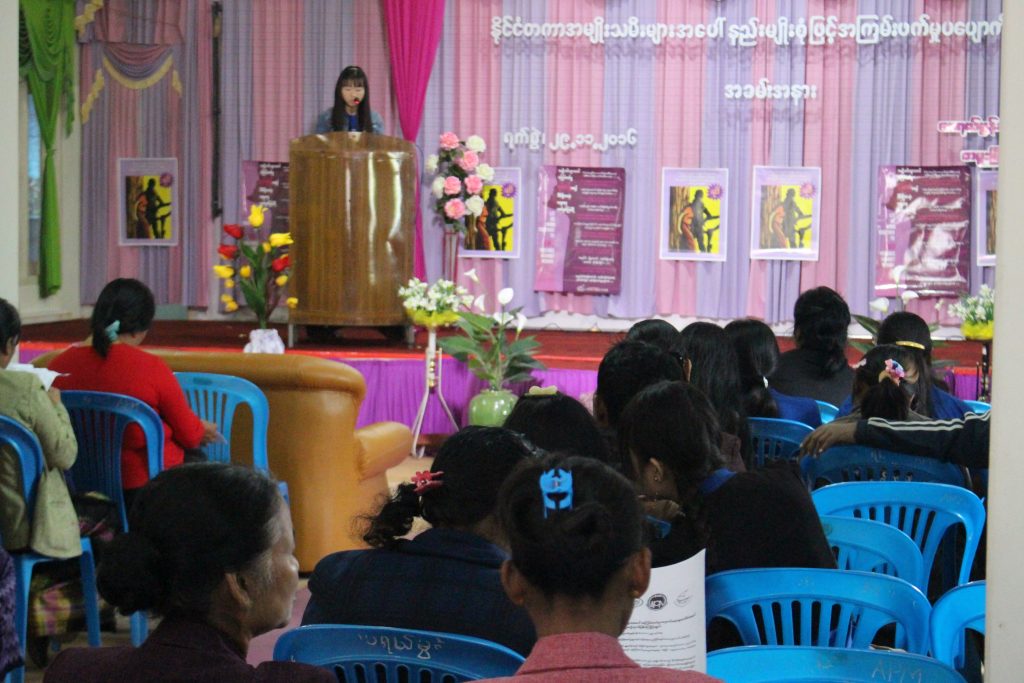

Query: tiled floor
[19,453,434,681]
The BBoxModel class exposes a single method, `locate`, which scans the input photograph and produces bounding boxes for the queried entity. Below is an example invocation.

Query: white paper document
[8,363,64,391]
[619,549,707,672]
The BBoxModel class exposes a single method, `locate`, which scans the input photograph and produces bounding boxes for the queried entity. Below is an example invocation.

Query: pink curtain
[383,0,446,279]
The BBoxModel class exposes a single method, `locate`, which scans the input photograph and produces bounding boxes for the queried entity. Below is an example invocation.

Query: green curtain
[19,0,75,297]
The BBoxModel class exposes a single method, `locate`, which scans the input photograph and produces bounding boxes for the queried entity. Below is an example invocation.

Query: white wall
[0,2,19,306]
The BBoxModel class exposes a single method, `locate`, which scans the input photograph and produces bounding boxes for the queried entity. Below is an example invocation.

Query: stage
[20,320,990,436]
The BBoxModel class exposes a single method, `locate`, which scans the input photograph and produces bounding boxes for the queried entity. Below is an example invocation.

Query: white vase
[244,328,285,354]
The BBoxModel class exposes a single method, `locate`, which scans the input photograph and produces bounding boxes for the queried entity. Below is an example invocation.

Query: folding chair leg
[78,540,102,647]
[130,611,148,646]
[10,559,33,683]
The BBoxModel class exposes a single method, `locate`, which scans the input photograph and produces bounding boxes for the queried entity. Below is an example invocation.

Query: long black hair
[724,318,781,419]
[852,344,917,421]
[90,278,155,358]
[876,312,936,416]
[792,286,851,378]
[330,65,373,133]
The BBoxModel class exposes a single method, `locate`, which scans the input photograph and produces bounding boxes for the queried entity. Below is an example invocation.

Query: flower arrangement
[426,132,494,234]
[948,285,994,325]
[213,204,298,329]
[437,275,545,391]
[398,277,473,328]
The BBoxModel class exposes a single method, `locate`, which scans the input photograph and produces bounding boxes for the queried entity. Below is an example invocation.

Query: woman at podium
[315,65,384,134]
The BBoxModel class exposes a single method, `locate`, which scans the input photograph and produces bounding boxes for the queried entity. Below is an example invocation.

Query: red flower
[271,254,291,272]
[217,244,238,259]
[223,223,244,239]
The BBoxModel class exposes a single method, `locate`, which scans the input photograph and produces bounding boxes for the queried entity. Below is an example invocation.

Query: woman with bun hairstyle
[303,427,537,656]
[836,345,926,422]
[45,463,332,682]
[479,454,718,682]
[315,65,384,134]
[50,279,219,505]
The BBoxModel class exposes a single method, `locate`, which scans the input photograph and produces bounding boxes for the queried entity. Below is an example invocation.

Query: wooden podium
[287,132,416,343]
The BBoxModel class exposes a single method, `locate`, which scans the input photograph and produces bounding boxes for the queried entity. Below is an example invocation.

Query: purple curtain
[382,0,446,280]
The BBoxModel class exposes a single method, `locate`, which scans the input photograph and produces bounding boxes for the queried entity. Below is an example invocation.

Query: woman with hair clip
[479,454,718,682]
[834,345,926,422]
[315,65,384,134]
[724,318,821,427]
[302,426,537,656]
[45,463,332,682]
[50,279,219,505]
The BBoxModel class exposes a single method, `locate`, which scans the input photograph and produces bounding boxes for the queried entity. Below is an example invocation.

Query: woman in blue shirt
[315,65,384,134]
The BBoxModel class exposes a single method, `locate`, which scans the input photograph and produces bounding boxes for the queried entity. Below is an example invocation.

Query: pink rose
[458,150,479,172]
[465,175,484,195]
[444,199,467,219]
[439,132,460,150]
[443,176,462,195]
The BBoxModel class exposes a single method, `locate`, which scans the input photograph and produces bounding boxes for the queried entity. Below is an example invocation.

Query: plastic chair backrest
[816,400,839,424]
[174,372,269,469]
[819,515,926,593]
[801,445,966,487]
[0,416,44,516]
[61,390,164,531]
[961,400,991,414]
[705,568,931,654]
[273,624,524,681]
[811,481,985,587]
[931,581,986,669]
[749,417,814,467]
[706,646,966,682]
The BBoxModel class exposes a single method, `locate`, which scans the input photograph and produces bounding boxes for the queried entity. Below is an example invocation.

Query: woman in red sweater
[51,279,218,501]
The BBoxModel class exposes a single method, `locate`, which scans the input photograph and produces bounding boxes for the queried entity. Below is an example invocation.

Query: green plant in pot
[438,283,545,426]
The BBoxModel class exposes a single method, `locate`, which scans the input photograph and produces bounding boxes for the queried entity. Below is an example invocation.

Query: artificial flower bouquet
[213,204,298,329]
[426,132,494,233]
[949,285,995,340]
[398,277,473,328]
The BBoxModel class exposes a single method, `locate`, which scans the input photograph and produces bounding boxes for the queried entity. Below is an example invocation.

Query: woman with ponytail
[836,345,926,422]
[302,426,537,656]
[50,279,218,502]
[45,463,332,682]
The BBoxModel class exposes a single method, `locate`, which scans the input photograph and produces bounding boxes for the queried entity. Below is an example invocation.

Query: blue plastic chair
[961,400,990,414]
[707,646,966,682]
[815,400,839,424]
[273,624,525,681]
[0,416,100,683]
[811,482,985,589]
[931,581,986,670]
[801,445,966,488]
[61,390,164,647]
[819,515,926,593]
[705,568,931,654]
[749,417,814,467]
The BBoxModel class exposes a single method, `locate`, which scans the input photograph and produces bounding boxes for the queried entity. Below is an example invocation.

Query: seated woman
[302,427,537,656]
[50,279,218,505]
[724,318,821,427]
[624,318,682,356]
[0,298,80,557]
[45,463,332,682]
[836,345,926,422]
[480,454,717,682]
[619,381,834,576]
[503,388,613,466]
[770,286,854,406]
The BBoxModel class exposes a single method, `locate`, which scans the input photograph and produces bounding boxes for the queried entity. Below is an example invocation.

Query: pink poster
[534,165,626,295]
[875,166,971,298]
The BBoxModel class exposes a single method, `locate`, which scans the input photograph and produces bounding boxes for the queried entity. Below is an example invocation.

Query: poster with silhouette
[975,170,997,266]
[660,168,728,262]
[460,167,520,259]
[750,166,820,260]
[241,161,290,234]
[875,166,971,297]
[119,158,177,246]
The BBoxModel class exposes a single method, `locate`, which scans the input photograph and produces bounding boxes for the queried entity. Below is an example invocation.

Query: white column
[0,1,19,305]
[986,5,1024,679]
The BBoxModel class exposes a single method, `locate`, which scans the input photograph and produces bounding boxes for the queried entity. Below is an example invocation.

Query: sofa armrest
[356,422,413,479]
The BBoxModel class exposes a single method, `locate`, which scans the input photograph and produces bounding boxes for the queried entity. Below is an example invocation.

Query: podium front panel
[289,133,416,326]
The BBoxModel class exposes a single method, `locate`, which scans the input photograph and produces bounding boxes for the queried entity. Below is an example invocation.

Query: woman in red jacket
[50,279,218,504]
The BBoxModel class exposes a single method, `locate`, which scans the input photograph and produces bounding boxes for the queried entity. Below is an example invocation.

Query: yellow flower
[262,242,272,254]
[268,232,294,248]
[225,278,235,288]
[286,297,299,309]
[248,204,266,228]
[220,294,234,304]
[213,265,234,279]
[225,300,239,312]
[239,265,252,278]
[275,274,289,287]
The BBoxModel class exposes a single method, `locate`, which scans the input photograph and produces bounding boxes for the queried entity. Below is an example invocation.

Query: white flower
[935,300,945,311]
[431,176,445,199]
[466,195,485,216]
[497,287,514,306]
[891,265,905,284]
[900,290,920,304]
[868,297,890,314]
[476,163,495,181]
[515,312,528,334]
[473,294,486,312]
[425,154,439,173]
[465,135,486,153]
[464,268,479,284]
